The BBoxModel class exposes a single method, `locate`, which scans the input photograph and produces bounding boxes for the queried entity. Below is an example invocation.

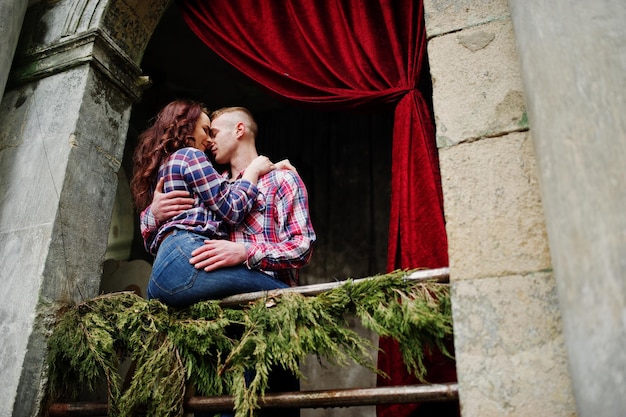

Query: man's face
[208,114,237,165]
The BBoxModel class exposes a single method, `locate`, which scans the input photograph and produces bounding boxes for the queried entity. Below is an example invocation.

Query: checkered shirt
[223,168,316,286]
[140,148,258,255]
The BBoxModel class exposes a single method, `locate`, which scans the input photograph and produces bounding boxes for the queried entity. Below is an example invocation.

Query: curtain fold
[388,90,447,270]
[177,1,454,415]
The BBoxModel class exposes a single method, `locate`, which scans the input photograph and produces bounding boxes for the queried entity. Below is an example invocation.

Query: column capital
[8,28,147,101]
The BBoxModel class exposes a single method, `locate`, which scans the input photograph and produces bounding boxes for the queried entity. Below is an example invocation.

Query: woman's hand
[247,155,276,176]
[242,155,275,183]
[274,159,298,173]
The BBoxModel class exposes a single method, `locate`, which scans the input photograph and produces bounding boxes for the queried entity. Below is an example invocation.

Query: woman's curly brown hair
[130,100,208,211]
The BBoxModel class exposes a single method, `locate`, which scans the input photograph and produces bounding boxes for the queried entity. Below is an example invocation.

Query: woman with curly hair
[131,100,288,307]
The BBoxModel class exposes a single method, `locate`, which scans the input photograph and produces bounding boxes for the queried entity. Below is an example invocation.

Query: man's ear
[235,121,245,140]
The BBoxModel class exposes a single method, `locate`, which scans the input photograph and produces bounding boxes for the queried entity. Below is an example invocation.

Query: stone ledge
[8,29,145,101]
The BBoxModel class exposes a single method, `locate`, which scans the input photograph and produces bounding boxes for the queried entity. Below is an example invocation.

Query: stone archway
[0,1,171,415]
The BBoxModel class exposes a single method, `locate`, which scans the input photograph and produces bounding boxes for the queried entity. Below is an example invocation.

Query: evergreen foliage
[47,270,452,417]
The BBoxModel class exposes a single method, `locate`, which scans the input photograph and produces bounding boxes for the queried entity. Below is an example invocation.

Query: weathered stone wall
[0,0,169,415]
[424,0,577,415]
[509,1,626,416]
[0,66,129,417]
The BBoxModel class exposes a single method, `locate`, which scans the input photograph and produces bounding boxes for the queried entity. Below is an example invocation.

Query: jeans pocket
[151,244,199,296]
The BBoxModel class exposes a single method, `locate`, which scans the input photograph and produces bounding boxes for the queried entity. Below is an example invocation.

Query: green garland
[47,270,452,417]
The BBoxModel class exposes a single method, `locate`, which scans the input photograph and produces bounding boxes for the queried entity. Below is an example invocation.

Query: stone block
[0,223,54,417]
[451,273,576,417]
[440,131,550,280]
[424,0,511,38]
[109,0,169,61]
[132,0,169,26]
[0,71,84,230]
[103,0,153,63]
[428,18,527,147]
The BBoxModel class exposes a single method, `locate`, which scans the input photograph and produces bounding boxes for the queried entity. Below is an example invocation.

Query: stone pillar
[0,0,28,101]
[0,1,146,415]
[424,0,577,415]
[509,1,626,416]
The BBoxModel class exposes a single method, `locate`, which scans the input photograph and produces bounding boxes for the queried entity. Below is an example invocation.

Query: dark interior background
[123,3,394,284]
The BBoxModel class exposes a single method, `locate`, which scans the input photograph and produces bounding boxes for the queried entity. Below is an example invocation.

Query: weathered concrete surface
[0,70,82,417]
[301,316,379,417]
[440,132,551,280]
[0,0,28,101]
[424,0,510,38]
[452,272,576,417]
[0,65,131,417]
[509,1,626,416]
[428,18,527,147]
[0,0,173,414]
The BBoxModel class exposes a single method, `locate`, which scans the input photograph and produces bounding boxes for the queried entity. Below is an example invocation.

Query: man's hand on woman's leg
[190,240,248,271]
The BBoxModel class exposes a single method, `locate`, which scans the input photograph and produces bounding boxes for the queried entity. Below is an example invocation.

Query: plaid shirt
[142,167,316,287]
[224,168,316,286]
[140,148,258,255]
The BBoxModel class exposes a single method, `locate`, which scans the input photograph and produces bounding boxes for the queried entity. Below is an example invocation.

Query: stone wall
[424,0,576,415]
[509,1,626,416]
[0,1,168,415]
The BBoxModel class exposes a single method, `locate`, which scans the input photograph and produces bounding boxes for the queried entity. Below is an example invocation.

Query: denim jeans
[147,229,288,307]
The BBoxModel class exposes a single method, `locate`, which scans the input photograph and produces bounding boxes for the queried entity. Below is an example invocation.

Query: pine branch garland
[47,270,452,417]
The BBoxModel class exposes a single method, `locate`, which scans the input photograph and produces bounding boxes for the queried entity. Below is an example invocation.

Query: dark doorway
[124,3,393,285]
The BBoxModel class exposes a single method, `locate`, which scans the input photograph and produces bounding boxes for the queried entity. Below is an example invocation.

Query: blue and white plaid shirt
[141,147,258,255]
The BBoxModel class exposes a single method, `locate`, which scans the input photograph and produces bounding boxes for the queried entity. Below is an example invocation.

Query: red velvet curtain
[177,1,454,415]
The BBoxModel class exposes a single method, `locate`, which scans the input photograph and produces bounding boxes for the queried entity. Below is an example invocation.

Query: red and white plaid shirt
[225,168,316,286]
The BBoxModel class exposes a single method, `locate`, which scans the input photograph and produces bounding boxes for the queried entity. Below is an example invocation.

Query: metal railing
[49,383,458,415]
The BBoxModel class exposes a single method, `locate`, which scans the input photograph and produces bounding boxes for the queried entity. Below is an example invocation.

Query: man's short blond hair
[210,106,258,138]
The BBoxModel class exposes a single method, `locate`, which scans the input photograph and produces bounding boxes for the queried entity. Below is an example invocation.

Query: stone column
[424,0,577,415]
[509,1,626,416]
[0,2,145,415]
[0,0,28,101]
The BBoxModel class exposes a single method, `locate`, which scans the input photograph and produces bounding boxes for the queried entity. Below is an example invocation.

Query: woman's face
[191,112,211,152]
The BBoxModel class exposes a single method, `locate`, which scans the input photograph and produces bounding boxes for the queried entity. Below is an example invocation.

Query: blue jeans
[147,229,288,307]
